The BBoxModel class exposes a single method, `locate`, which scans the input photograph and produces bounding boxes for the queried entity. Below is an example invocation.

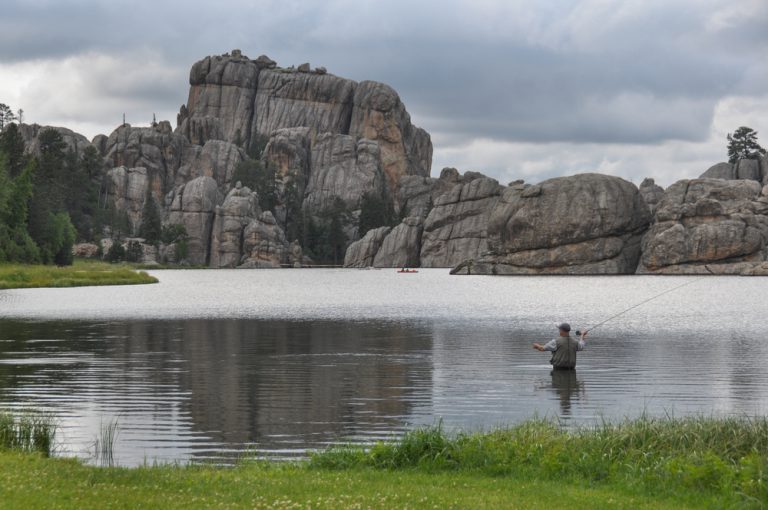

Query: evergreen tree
[358,192,396,237]
[0,123,26,177]
[139,189,162,244]
[0,156,40,263]
[0,103,15,131]
[727,126,766,163]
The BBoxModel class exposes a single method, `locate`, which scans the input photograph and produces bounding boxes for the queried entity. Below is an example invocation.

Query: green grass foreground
[0,260,157,289]
[1,416,767,509]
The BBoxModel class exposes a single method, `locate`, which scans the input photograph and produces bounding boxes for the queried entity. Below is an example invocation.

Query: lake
[1,269,767,466]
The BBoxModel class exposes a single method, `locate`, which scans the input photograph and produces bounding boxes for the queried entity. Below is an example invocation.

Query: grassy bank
[1,416,766,508]
[0,259,157,289]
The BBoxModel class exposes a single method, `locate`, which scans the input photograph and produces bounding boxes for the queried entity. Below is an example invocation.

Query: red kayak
[397,269,419,273]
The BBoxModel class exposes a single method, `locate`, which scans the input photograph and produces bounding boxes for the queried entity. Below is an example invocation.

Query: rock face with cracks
[420,176,505,268]
[638,178,768,274]
[452,174,651,274]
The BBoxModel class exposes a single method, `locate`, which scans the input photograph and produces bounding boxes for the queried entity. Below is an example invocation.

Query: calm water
[1,269,767,466]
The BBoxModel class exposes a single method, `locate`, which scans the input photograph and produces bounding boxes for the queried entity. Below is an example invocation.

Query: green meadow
[0,259,157,289]
[1,413,766,509]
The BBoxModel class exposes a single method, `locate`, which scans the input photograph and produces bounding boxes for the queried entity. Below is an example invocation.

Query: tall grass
[93,418,119,467]
[0,410,56,456]
[0,260,157,289]
[310,416,768,505]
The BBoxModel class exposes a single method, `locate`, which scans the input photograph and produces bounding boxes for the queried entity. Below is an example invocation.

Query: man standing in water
[533,323,587,369]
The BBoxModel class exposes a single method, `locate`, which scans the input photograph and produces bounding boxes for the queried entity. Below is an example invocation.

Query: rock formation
[303,134,386,221]
[420,175,505,267]
[166,176,221,265]
[452,174,651,274]
[19,124,95,157]
[239,211,290,268]
[700,157,768,184]
[209,183,261,268]
[175,51,432,188]
[373,216,424,268]
[343,226,391,268]
[638,178,768,274]
[639,178,665,215]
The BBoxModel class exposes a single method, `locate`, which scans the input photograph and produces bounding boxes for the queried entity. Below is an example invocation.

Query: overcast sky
[1,0,766,186]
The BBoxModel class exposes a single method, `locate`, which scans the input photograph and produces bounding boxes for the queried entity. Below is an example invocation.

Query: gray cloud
[1,0,766,183]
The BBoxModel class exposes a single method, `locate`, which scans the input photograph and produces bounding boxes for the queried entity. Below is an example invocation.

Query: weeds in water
[309,415,768,506]
[93,418,119,467]
[0,410,56,456]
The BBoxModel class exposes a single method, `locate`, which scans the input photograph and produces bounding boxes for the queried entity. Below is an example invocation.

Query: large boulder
[166,176,220,265]
[239,211,290,268]
[638,178,768,274]
[373,216,424,268]
[263,127,311,192]
[209,183,261,268]
[343,226,391,268]
[700,157,768,184]
[455,174,651,275]
[420,176,505,267]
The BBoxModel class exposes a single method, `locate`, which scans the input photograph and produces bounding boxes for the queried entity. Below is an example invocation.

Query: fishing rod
[577,277,703,335]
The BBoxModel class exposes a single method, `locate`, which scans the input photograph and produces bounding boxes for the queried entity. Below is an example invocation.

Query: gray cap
[557,323,571,332]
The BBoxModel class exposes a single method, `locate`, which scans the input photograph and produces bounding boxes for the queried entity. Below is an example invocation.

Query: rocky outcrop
[303,134,386,220]
[343,226,392,268]
[396,173,455,218]
[373,216,424,268]
[239,211,289,268]
[453,174,651,275]
[639,178,665,215]
[19,123,94,157]
[420,175,505,267]
[166,176,220,265]
[102,123,245,194]
[701,157,768,185]
[251,69,356,141]
[349,81,432,189]
[105,166,158,234]
[263,127,311,191]
[638,178,768,274]
[175,51,432,187]
[209,183,261,268]
[176,53,262,147]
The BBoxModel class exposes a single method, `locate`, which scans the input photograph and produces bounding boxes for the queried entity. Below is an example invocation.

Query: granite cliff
[17,50,768,275]
[54,50,433,266]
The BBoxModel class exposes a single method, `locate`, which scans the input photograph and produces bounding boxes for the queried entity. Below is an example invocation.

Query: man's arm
[533,339,557,351]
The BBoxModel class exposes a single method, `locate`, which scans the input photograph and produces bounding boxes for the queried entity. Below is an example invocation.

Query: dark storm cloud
[1,0,766,148]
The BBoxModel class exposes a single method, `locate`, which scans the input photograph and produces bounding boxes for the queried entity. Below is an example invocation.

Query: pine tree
[727,126,766,163]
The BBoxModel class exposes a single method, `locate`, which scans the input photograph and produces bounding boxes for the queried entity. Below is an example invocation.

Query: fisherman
[532,323,587,370]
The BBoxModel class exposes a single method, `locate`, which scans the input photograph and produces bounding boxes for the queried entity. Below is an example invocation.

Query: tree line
[0,122,102,265]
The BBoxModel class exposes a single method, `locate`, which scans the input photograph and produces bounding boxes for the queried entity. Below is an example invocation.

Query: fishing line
[581,277,704,334]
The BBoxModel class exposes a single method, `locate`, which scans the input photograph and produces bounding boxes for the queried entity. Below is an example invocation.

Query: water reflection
[1,309,768,466]
[549,370,583,416]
